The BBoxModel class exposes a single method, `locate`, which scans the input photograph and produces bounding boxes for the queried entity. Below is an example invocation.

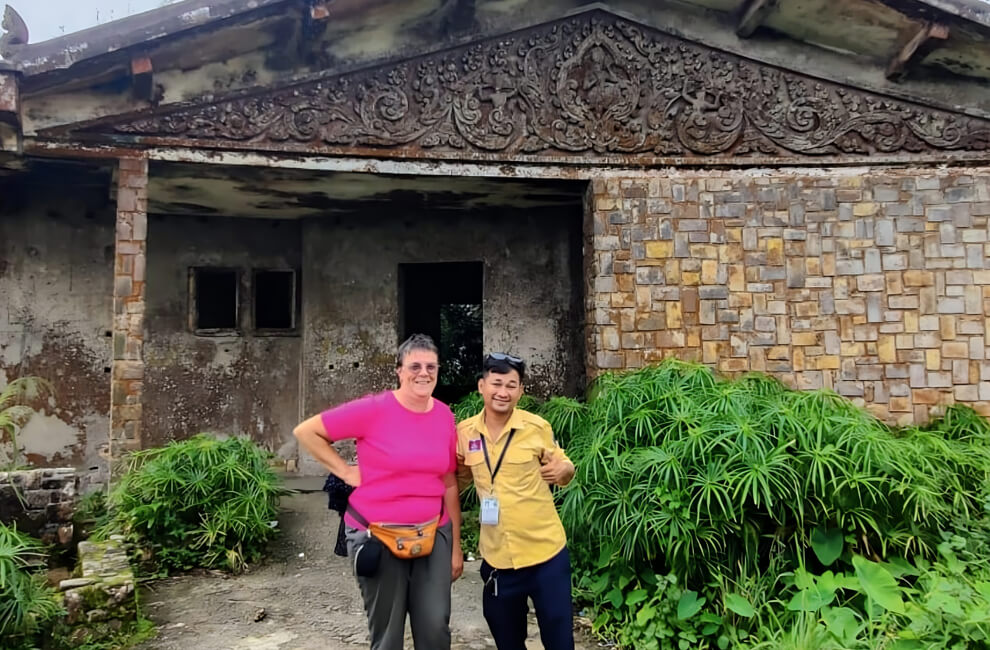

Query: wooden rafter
[736,0,778,38]
[886,21,950,81]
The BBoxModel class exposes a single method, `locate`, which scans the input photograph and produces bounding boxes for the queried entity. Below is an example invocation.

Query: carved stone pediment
[66,9,990,163]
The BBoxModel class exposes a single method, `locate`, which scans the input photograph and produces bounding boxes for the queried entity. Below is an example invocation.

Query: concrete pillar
[110,156,148,459]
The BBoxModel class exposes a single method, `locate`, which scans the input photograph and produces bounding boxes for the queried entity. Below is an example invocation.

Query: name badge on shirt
[468,438,482,452]
[480,496,500,525]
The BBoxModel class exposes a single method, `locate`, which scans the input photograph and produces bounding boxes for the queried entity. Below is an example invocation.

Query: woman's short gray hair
[396,333,439,367]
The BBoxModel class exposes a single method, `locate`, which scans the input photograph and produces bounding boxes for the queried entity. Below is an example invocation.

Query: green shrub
[104,435,286,573]
[0,523,62,642]
[537,359,990,648]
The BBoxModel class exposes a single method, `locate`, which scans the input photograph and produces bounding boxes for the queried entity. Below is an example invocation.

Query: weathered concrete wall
[588,167,990,425]
[0,174,113,475]
[143,215,301,455]
[300,205,585,416]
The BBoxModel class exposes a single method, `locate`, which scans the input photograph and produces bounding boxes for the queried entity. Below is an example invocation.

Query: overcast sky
[10,0,174,43]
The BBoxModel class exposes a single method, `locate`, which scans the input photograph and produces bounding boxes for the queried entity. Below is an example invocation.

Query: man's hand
[539,450,574,486]
[451,544,464,581]
[340,464,361,488]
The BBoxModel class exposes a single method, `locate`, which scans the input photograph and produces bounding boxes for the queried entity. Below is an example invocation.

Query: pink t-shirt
[321,391,456,529]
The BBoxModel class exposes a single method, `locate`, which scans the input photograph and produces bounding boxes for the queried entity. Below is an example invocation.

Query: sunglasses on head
[484,353,523,366]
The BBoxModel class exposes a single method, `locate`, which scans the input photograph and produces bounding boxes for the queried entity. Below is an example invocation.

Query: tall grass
[553,360,990,587]
[104,435,286,573]
[0,523,62,641]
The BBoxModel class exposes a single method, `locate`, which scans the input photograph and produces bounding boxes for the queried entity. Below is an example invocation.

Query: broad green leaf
[676,590,705,620]
[885,557,919,579]
[817,570,858,593]
[724,593,755,618]
[626,588,648,606]
[822,606,861,646]
[635,603,656,625]
[926,590,964,618]
[787,582,836,612]
[811,526,843,566]
[793,567,815,590]
[607,586,623,609]
[853,555,905,614]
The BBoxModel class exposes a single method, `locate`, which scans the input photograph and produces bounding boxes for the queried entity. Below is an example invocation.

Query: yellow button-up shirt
[457,408,571,570]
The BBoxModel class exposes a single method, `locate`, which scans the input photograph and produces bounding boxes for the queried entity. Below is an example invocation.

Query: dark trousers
[480,548,574,650]
[345,522,453,650]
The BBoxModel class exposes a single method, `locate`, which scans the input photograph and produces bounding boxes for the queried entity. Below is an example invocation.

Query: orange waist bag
[348,505,441,559]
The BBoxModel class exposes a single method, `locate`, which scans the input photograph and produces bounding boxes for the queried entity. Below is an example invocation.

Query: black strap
[481,429,516,486]
[346,503,370,528]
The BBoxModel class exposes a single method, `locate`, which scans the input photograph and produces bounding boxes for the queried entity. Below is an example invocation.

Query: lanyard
[481,429,516,485]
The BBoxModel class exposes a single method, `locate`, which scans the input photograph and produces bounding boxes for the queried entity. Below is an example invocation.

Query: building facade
[1,0,989,478]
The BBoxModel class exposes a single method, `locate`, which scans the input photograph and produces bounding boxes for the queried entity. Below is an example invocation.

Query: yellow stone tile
[667,302,683,329]
[682,272,700,286]
[701,260,719,284]
[926,349,941,370]
[853,202,878,216]
[766,238,784,266]
[728,264,745,292]
[878,336,897,363]
[645,241,673,258]
[793,347,806,371]
[940,316,956,340]
[841,342,865,356]
[904,270,934,287]
[818,355,840,370]
[822,254,835,276]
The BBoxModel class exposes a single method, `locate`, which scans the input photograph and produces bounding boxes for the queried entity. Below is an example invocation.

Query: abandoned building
[1,0,990,479]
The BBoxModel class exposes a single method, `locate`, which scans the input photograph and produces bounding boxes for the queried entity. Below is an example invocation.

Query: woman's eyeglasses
[405,362,439,375]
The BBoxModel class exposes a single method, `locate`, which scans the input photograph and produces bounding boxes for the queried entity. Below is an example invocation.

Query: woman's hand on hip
[340,465,361,488]
[451,544,464,581]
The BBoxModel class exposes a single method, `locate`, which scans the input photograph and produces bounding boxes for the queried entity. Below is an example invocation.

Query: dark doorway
[399,262,483,403]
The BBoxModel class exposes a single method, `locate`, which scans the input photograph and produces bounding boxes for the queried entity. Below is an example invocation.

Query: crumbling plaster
[0,169,114,476]
[142,213,302,453]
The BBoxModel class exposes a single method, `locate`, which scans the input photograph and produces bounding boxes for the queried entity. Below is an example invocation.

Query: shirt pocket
[500,444,543,490]
[463,450,486,467]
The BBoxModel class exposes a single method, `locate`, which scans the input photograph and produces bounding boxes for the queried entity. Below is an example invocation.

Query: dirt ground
[135,482,599,650]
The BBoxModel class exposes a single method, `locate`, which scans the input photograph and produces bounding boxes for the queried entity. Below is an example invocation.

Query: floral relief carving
[96,11,990,159]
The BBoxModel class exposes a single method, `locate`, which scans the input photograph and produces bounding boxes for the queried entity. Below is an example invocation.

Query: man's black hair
[482,355,526,382]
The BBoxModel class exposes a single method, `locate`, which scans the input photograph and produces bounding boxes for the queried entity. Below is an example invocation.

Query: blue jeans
[479,547,574,650]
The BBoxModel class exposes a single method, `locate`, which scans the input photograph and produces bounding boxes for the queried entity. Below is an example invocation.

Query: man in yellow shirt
[457,353,576,650]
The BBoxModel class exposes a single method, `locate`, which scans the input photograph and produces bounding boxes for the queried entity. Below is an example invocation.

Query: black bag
[323,474,355,557]
[353,534,384,577]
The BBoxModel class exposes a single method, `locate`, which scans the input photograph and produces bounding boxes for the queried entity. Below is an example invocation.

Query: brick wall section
[588,168,990,425]
[110,157,148,456]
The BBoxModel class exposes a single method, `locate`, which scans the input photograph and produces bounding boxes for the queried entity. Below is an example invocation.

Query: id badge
[480,496,500,525]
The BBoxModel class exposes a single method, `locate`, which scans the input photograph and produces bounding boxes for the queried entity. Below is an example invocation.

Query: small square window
[254,270,297,331]
[191,268,239,332]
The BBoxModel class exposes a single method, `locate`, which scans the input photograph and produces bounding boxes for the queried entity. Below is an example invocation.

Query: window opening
[192,268,238,331]
[399,262,483,403]
[254,270,296,331]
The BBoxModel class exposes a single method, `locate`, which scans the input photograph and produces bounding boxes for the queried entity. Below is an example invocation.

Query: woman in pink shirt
[294,334,463,650]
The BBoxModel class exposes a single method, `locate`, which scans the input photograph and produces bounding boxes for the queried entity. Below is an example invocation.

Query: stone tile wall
[588,168,990,425]
[0,468,76,545]
[111,156,148,458]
